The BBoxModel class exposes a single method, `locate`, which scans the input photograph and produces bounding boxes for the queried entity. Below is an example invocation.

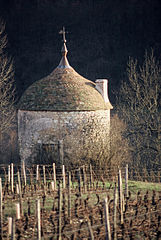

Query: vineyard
[0,163,161,239]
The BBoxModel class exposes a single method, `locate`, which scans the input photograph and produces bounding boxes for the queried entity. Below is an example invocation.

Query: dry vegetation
[0,21,17,163]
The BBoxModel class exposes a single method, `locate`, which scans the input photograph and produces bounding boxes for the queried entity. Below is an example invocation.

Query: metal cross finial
[57,26,71,68]
[59,27,67,43]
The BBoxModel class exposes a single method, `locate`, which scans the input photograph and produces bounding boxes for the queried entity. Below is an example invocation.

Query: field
[0,164,161,239]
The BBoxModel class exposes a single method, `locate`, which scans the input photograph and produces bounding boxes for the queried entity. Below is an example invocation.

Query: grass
[127,180,161,193]
[2,179,161,219]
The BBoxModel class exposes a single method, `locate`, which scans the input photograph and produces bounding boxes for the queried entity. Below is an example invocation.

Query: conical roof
[18,28,111,111]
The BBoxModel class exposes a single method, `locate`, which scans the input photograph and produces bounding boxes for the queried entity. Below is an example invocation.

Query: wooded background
[0,0,161,103]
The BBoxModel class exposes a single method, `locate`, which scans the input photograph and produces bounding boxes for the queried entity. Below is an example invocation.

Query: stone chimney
[95,79,109,103]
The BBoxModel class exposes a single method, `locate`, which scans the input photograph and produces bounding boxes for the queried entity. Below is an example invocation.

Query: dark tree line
[0,0,160,103]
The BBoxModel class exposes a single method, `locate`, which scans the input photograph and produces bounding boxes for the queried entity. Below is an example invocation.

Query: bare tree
[0,21,16,155]
[117,50,161,173]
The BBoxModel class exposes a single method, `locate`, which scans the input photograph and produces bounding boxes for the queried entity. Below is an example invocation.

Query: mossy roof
[18,67,111,111]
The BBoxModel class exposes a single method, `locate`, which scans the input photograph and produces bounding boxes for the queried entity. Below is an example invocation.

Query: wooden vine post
[8,165,10,192]
[78,168,82,196]
[22,161,27,188]
[113,183,118,240]
[16,184,19,195]
[58,182,62,240]
[125,164,128,198]
[36,165,39,182]
[36,199,41,240]
[36,165,39,192]
[82,165,87,193]
[17,171,23,216]
[0,178,3,240]
[43,166,46,186]
[11,163,14,194]
[8,217,12,236]
[43,166,46,195]
[53,163,57,190]
[62,165,66,189]
[68,172,71,223]
[11,217,15,240]
[118,169,124,224]
[104,197,111,240]
[15,203,20,219]
[51,181,55,191]
[90,164,93,190]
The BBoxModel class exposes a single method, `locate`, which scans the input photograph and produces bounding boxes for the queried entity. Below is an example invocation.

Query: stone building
[18,29,113,166]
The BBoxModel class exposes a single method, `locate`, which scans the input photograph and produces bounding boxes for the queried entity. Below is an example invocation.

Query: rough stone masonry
[18,110,110,166]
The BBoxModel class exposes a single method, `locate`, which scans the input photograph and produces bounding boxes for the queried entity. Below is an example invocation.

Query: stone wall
[18,110,110,166]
